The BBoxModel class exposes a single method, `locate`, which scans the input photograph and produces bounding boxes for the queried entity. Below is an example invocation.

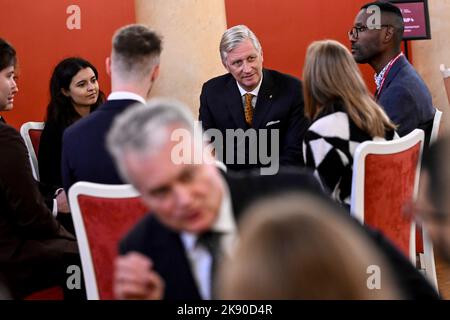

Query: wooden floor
[435,254,450,299]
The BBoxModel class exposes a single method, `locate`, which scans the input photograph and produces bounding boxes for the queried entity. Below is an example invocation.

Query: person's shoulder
[202,72,234,89]
[63,103,107,139]
[0,122,18,136]
[308,105,349,136]
[385,69,431,104]
[0,122,22,145]
[0,123,27,168]
[120,213,171,252]
[394,60,429,90]
[42,120,64,136]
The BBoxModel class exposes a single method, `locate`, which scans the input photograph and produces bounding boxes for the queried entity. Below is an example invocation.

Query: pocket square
[266,120,281,127]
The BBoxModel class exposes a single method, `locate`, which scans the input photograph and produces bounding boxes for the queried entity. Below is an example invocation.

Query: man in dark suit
[107,98,322,300]
[107,99,439,300]
[350,1,435,141]
[0,38,80,299]
[61,24,162,191]
[199,25,308,172]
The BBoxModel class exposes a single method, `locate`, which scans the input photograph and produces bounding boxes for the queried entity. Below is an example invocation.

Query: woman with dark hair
[39,57,105,192]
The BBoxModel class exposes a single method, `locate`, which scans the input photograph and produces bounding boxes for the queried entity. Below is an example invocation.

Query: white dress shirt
[237,75,263,111]
[107,91,146,104]
[180,184,237,300]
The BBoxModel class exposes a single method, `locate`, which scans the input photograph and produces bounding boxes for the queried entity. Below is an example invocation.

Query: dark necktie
[197,231,222,299]
[244,93,254,127]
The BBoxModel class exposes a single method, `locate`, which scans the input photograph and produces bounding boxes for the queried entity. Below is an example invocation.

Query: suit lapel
[382,56,407,92]
[253,69,275,128]
[225,77,247,128]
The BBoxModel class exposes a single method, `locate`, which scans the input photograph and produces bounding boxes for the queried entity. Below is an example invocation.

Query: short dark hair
[112,24,162,76]
[361,1,404,47]
[0,38,16,71]
[361,1,403,19]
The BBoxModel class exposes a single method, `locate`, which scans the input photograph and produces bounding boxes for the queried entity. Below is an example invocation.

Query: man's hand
[114,252,165,300]
[55,190,70,213]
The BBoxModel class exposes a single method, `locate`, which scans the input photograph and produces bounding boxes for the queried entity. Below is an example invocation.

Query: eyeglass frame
[348,24,393,39]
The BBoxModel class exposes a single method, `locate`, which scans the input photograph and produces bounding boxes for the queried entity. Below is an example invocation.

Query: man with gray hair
[108,98,438,300]
[199,25,308,172]
[107,98,322,300]
[62,24,162,191]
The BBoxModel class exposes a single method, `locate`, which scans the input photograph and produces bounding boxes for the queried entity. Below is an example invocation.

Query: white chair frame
[430,108,442,146]
[350,129,424,264]
[68,181,141,300]
[20,121,44,181]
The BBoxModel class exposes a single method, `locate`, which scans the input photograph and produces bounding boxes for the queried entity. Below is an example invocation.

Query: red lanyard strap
[376,53,403,100]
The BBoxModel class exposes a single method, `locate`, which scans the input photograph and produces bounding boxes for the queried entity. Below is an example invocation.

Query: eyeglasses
[348,25,391,39]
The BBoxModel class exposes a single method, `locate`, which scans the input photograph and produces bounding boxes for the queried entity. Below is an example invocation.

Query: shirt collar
[236,73,263,97]
[181,181,236,251]
[374,53,403,90]
[107,91,146,104]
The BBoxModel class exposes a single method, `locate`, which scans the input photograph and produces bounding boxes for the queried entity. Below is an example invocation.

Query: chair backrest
[19,121,44,181]
[68,182,149,300]
[350,129,424,263]
[430,108,443,146]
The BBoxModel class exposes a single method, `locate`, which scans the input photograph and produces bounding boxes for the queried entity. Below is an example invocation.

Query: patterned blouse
[303,101,395,207]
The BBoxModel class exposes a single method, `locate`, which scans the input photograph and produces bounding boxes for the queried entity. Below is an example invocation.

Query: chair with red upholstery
[350,129,424,264]
[19,121,44,181]
[68,182,148,300]
[18,121,64,300]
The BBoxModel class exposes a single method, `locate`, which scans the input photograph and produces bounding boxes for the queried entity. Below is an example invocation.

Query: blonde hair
[220,192,401,300]
[303,40,396,137]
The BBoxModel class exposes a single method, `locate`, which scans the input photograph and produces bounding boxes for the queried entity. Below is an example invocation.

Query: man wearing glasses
[349,1,434,143]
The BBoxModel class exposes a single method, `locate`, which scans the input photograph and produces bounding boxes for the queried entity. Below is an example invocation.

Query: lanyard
[375,53,403,100]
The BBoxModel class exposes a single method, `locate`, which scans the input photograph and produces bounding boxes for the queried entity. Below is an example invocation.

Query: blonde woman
[302,40,396,207]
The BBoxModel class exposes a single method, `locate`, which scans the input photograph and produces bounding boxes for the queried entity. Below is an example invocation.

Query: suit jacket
[199,69,309,171]
[119,168,439,300]
[0,122,78,297]
[377,56,435,141]
[39,120,65,189]
[61,99,142,191]
[0,116,56,211]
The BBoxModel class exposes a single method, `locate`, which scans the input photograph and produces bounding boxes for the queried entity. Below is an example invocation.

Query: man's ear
[151,64,160,82]
[222,58,230,72]
[383,26,395,43]
[106,57,111,76]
